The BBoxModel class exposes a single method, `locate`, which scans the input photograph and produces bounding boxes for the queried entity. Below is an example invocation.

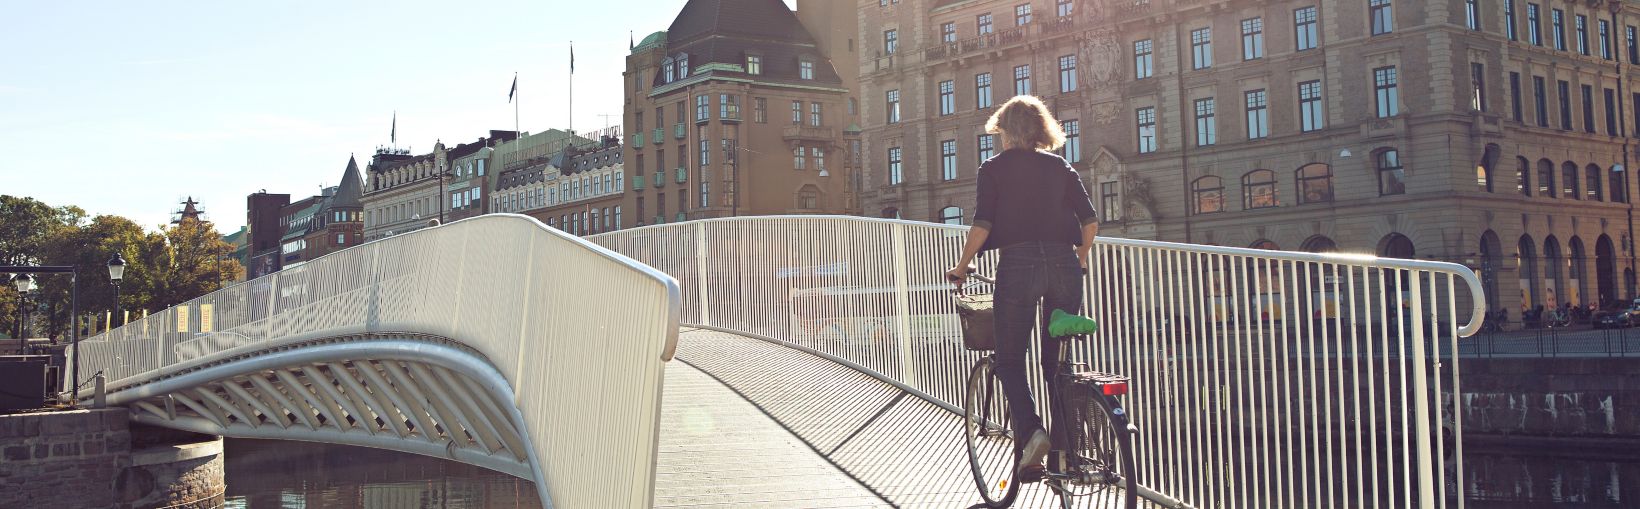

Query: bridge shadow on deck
[662,328,1152,509]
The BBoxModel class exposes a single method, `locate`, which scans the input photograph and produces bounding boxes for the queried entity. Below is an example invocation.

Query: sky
[1,0,795,233]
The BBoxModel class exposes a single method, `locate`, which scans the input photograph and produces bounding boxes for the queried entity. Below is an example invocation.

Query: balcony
[654,215,665,225]
[675,167,688,183]
[1039,15,1077,37]
[632,174,646,190]
[675,212,687,222]
[674,123,686,139]
[653,171,665,188]
[782,125,835,143]
[652,128,664,143]
[923,26,1026,62]
[632,132,645,148]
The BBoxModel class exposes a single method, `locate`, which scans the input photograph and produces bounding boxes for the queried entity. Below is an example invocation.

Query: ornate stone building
[621,0,863,228]
[858,0,1640,315]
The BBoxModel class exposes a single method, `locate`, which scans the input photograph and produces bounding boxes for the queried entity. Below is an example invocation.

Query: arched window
[1520,235,1541,310]
[1614,165,1629,203]
[796,185,821,209]
[940,206,965,225]
[663,57,675,82]
[1376,149,1405,195]
[1250,239,1279,250]
[1516,156,1531,196]
[1379,233,1414,258]
[1538,159,1556,197]
[1192,176,1224,214]
[1562,162,1580,199]
[1242,169,1278,209]
[1296,163,1333,204]
[881,207,900,219]
[1301,235,1338,253]
[1586,164,1603,201]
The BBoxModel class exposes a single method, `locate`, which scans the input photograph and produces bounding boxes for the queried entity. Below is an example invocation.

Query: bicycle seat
[1048,309,1098,338]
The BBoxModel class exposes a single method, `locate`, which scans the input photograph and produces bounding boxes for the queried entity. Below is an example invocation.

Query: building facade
[857,0,1640,316]
[362,148,444,241]
[622,0,863,229]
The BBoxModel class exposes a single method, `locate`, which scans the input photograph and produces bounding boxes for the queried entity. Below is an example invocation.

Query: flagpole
[514,72,520,136]
[569,41,574,134]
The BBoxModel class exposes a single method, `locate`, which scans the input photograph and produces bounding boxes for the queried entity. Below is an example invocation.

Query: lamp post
[107,254,125,328]
[11,273,35,353]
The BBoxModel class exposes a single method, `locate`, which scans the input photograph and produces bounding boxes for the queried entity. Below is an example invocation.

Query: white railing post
[1408,272,1437,509]
[696,221,710,326]
[890,222,917,386]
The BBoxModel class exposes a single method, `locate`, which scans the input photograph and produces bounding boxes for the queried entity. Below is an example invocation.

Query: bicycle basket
[954,293,996,351]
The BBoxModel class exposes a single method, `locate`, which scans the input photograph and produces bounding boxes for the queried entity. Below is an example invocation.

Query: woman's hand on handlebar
[946,264,975,287]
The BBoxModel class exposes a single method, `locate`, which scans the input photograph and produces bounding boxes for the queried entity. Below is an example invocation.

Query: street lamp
[11,273,35,351]
[107,254,125,328]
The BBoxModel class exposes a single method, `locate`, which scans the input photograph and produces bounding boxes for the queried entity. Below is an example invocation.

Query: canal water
[223,439,1634,508]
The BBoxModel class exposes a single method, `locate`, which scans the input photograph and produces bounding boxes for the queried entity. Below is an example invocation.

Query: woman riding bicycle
[946,95,1100,481]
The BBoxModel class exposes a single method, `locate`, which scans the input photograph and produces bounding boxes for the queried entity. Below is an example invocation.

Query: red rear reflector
[1103,383,1128,396]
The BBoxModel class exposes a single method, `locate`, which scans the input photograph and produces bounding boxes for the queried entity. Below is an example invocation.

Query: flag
[390,111,396,144]
[509,74,517,103]
[569,41,575,74]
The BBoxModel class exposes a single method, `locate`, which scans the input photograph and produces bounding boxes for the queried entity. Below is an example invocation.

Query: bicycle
[952,271,1138,509]
[1545,308,1571,328]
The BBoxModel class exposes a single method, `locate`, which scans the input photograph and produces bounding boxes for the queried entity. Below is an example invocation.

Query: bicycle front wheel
[1070,392,1138,509]
[964,357,1020,507]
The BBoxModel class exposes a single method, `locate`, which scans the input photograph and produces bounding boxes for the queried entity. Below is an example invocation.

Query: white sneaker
[1016,429,1050,477]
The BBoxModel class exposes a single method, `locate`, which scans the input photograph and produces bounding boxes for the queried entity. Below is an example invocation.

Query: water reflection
[223,439,540,509]
[1466,447,1639,508]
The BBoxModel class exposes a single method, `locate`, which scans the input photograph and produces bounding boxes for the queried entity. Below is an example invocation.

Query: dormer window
[800,58,815,80]
[677,53,690,78]
[747,54,762,75]
[663,57,675,82]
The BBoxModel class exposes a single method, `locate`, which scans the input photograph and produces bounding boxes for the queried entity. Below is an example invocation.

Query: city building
[622,0,862,228]
[244,156,366,275]
[245,191,292,278]
[856,0,1640,316]
[362,147,441,241]
[446,131,519,222]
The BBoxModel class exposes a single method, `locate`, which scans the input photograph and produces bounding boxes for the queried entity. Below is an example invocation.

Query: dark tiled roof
[566,146,624,175]
[328,156,364,210]
[652,0,842,89]
[667,0,813,46]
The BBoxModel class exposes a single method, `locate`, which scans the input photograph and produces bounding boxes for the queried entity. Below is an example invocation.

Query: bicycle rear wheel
[1067,390,1138,509]
[964,357,1020,507]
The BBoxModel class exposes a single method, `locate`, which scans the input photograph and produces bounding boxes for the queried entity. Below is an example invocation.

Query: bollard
[93,373,106,409]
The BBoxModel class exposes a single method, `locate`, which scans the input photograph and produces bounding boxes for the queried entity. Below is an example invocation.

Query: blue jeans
[992,241,1084,456]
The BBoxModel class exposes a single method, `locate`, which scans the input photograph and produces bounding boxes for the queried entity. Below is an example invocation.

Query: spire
[329,155,365,210]
[173,197,204,224]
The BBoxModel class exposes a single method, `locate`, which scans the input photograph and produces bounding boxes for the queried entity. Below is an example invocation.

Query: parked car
[1593,310,1632,329]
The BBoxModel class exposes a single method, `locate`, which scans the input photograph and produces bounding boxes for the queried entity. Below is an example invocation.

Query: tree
[133,219,244,311]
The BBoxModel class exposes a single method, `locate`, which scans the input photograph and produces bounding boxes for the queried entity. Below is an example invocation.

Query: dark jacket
[971,148,1098,251]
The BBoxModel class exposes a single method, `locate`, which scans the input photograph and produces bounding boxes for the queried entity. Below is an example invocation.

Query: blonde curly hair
[984,95,1065,152]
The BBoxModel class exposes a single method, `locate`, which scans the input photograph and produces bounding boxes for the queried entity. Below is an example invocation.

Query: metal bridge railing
[592,216,1484,509]
[69,214,682,509]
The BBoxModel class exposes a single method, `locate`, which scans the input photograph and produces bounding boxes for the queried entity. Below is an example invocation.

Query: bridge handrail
[592,214,1483,509]
[70,214,681,509]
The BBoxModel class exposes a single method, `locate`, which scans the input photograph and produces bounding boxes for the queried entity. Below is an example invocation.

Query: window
[794,146,806,170]
[1563,162,1580,198]
[1194,98,1216,146]
[1375,66,1399,118]
[1015,3,1031,25]
[1377,149,1405,195]
[792,100,802,124]
[1574,82,1587,132]
[849,97,858,116]
[1061,120,1080,163]
[1059,55,1078,93]
[699,179,708,210]
[884,29,897,55]
[942,22,956,43]
[976,73,994,108]
[754,97,767,123]
[978,13,994,34]
[663,57,675,82]
[1136,107,1157,153]
[1510,72,1523,122]
[1607,88,1618,135]
[1601,20,1612,60]
[1100,181,1121,222]
[1516,157,1531,196]
[886,90,901,123]
[1245,89,1269,139]
[695,95,709,122]
[1371,0,1393,35]
[882,207,900,219]
[1634,92,1640,138]
[1295,7,1319,51]
[1505,1,1517,41]
[941,206,965,225]
[1577,15,1589,55]
[636,198,644,225]
[1057,0,1073,18]
[1560,80,1572,130]
[1300,80,1324,132]
[1242,170,1278,209]
[1538,159,1556,196]
[746,55,761,75]
[1134,40,1154,79]
[1528,4,1543,46]
[1297,163,1333,204]
[337,234,345,245]
[1192,176,1224,214]
[720,94,740,120]
[1588,164,1603,201]
[1191,28,1212,69]
[1534,76,1549,127]
[678,54,690,78]
[939,80,955,115]
[799,186,820,210]
[1614,164,1629,202]
[813,147,825,170]
[888,147,902,185]
[1553,9,1565,50]
[810,102,823,126]
[1470,63,1486,112]
[800,59,814,80]
[1466,0,1479,31]
[1013,64,1032,96]
[1629,26,1638,64]
[941,140,957,180]
[978,134,995,161]
[1241,17,1264,60]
